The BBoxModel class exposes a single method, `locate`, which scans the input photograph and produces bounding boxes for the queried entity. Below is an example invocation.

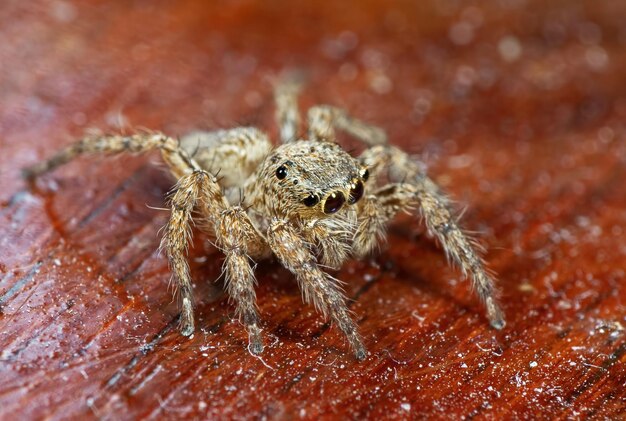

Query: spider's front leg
[355,146,506,330]
[164,170,266,353]
[212,207,266,354]
[267,219,366,360]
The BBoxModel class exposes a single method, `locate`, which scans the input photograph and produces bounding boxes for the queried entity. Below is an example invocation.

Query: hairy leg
[212,207,267,354]
[164,170,267,352]
[274,79,302,143]
[352,191,398,259]
[162,171,211,336]
[22,132,211,335]
[356,146,506,330]
[23,132,199,180]
[267,219,366,360]
[354,146,420,256]
[22,132,206,335]
[307,105,387,145]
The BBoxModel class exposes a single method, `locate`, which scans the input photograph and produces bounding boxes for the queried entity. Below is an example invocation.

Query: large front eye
[348,180,364,204]
[302,194,319,207]
[323,192,345,214]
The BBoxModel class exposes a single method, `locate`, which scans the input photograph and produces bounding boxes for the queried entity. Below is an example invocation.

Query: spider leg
[353,145,422,257]
[163,171,211,337]
[356,146,506,330]
[267,219,366,360]
[22,132,200,180]
[352,189,400,258]
[273,75,386,145]
[165,170,267,352]
[274,78,303,143]
[22,132,208,336]
[211,206,266,354]
[307,105,387,145]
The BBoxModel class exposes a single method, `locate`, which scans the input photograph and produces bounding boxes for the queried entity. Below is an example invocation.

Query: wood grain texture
[1,1,625,419]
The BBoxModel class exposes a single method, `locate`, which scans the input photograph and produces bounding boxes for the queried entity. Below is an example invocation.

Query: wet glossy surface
[1,1,625,419]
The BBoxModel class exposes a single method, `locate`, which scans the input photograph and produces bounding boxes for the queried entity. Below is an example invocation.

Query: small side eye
[361,168,370,182]
[276,165,288,180]
[302,194,319,207]
[348,180,364,204]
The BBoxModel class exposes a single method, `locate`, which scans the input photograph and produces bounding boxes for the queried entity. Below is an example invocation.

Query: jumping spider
[24,79,505,360]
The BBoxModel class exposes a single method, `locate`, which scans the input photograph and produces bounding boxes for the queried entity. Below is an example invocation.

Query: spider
[23,79,505,360]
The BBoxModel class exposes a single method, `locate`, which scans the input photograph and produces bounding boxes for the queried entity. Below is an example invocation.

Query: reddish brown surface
[1,1,625,419]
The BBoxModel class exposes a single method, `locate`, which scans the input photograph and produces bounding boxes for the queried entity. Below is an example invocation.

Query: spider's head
[258,140,369,219]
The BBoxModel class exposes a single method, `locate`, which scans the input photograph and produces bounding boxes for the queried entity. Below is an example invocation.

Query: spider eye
[361,168,370,182]
[348,180,364,204]
[276,165,288,180]
[323,192,345,214]
[302,194,319,207]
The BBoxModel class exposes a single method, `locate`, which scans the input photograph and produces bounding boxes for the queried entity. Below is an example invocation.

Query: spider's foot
[22,164,48,181]
[354,346,367,361]
[179,298,195,336]
[247,324,264,355]
[179,322,195,337]
[486,297,506,330]
[21,168,36,180]
[350,336,367,361]
[490,317,506,330]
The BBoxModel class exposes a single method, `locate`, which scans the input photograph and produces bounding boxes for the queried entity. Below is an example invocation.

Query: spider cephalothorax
[24,79,505,360]
[250,141,368,219]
